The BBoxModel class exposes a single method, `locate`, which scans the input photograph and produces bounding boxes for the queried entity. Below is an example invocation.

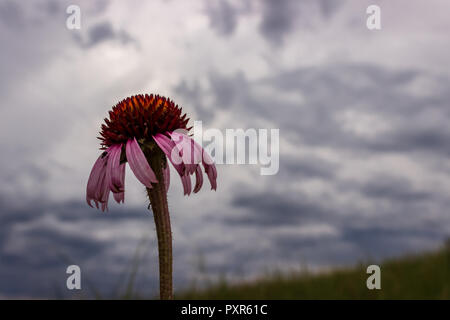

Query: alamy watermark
[66,265,81,290]
[66,4,381,31]
[366,265,381,290]
[366,5,381,30]
[66,5,81,30]
[170,121,279,176]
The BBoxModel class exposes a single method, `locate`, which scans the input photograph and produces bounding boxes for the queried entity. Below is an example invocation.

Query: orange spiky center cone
[98,94,190,149]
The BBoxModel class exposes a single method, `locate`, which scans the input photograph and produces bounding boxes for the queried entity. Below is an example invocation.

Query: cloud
[259,0,298,45]
[259,0,344,45]
[172,57,450,279]
[74,21,136,48]
[203,0,344,44]
[359,174,432,202]
[204,0,240,36]
[173,80,215,121]
[0,1,24,29]
[281,155,338,180]
[318,0,344,18]
[0,194,161,297]
[201,63,450,159]
[228,191,328,227]
[208,71,249,109]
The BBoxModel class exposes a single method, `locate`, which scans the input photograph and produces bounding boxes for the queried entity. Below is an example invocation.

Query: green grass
[176,247,449,299]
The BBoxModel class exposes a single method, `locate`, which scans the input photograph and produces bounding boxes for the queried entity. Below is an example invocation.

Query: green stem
[146,153,173,300]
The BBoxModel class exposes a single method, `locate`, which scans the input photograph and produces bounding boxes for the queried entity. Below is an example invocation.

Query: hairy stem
[146,154,173,300]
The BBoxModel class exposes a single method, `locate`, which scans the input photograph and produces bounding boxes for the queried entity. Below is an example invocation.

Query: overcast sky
[0,0,449,298]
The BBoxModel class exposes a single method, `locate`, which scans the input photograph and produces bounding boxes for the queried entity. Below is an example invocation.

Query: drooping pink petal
[117,163,126,189]
[106,144,125,193]
[113,191,125,204]
[163,162,170,193]
[97,162,111,212]
[181,173,192,195]
[173,132,217,190]
[197,145,217,190]
[86,148,114,210]
[170,132,201,174]
[200,146,216,166]
[193,165,203,193]
[204,164,217,190]
[154,131,217,194]
[86,152,107,207]
[153,133,185,175]
[126,138,158,188]
[198,146,217,190]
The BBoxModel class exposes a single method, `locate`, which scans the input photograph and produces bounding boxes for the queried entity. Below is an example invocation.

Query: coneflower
[86,94,217,299]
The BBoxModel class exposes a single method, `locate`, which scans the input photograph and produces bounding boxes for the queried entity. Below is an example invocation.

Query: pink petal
[170,132,201,174]
[106,144,125,193]
[100,201,108,212]
[86,152,107,207]
[204,165,217,190]
[86,150,112,210]
[113,191,125,204]
[126,138,158,188]
[196,144,217,190]
[96,163,111,212]
[193,165,203,193]
[181,173,192,196]
[155,132,217,194]
[153,133,185,175]
[173,132,217,191]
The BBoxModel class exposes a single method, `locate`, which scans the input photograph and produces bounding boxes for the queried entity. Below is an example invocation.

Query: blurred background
[0,0,449,298]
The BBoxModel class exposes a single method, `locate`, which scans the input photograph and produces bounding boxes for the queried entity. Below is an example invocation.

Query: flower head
[87,94,217,211]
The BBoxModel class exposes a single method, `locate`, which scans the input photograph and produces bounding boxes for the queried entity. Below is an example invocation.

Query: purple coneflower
[86,94,217,299]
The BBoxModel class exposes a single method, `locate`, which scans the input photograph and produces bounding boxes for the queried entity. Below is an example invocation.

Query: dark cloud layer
[228,192,328,227]
[200,63,450,159]
[225,184,448,267]
[174,60,450,279]
[73,21,136,48]
[259,0,298,45]
[204,0,345,44]
[0,1,24,29]
[0,195,160,298]
[359,175,432,202]
[205,0,240,36]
